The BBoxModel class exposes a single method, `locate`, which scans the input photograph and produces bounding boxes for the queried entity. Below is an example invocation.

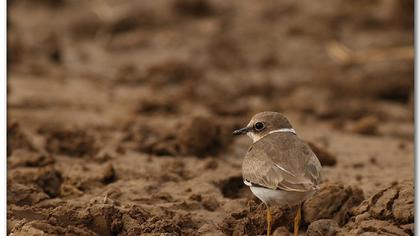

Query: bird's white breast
[249,185,315,207]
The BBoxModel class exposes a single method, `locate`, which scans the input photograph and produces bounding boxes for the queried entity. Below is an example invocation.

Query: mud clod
[350,116,380,135]
[307,141,337,166]
[145,60,203,86]
[128,205,151,224]
[128,115,233,157]
[352,180,413,224]
[7,122,36,156]
[136,212,196,235]
[189,193,202,202]
[272,226,291,236]
[173,0,215,17]
[9,221,97,236]
[8,183,49,206]
[202,197,220,211]
[392,182,414,224]
[36,168,63,197]
[340,181,413,235]
[221,200,293,236]
[127,122,180,156]
[306,219,340,236]
[304,182,414,235]
[87,204,123,236]
[136,96,179,114]
[178,116,233,157]
[351,219,408,236]
[303,183,364,226]
[219,176,247,199]
[8,150,55,168]
[100,164,116,184]
[45,129,98,157]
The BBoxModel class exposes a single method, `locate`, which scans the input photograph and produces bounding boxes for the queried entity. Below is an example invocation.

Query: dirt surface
[8,0,413,235]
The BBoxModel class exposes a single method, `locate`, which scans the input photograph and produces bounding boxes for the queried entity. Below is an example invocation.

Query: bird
[233,111,322,236]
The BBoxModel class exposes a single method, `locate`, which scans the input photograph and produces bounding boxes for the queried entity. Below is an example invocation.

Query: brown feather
[242,132,322,192]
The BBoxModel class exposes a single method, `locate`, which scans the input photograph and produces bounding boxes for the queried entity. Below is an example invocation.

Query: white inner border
[268,128,296,135]
[1,3,417,236]
[2,0,7,234]
[414,1,419,234]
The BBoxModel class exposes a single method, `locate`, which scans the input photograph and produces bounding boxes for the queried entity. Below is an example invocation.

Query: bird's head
[233,111,293,142]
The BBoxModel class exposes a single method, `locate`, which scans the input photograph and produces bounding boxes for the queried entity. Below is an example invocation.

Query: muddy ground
[7,0,414,235]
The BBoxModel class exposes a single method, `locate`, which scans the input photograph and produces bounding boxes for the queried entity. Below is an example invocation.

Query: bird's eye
[254,122,265,131]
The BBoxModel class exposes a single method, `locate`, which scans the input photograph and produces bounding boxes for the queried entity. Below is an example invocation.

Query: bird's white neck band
[250,128,297,143]
[268,128,296,135]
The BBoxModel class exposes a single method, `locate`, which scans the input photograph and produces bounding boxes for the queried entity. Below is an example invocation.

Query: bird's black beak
[233,126,252,135]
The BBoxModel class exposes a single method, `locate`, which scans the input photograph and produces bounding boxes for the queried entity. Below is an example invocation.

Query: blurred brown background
[7,1,414,235]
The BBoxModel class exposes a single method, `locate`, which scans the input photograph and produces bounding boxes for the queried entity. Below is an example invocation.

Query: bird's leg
[293,204,302,236]
[266,207,272,236]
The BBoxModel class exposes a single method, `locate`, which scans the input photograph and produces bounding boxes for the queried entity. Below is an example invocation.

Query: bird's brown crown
[233,111,293,142]
[244,111,293,142]
[249,111,293,131]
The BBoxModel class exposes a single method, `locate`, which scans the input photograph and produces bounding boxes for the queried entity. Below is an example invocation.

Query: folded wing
[242,133,321,192]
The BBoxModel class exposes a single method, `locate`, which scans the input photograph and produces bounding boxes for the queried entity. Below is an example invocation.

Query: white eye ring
[254,122,265,131]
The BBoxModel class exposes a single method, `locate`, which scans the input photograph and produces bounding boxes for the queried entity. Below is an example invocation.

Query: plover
[233,111,322,236]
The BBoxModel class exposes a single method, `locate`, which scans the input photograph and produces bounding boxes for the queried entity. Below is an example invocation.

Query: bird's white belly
[249,186,314,207]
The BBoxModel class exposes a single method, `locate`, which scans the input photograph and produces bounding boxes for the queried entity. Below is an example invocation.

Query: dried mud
[8,0,413,235]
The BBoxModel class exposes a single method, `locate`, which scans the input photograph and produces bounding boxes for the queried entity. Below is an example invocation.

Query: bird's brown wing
[242,133,322,192]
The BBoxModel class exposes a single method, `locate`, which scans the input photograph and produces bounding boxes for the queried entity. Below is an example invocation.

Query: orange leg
[266,207,272,236]
[293,204,302,236]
